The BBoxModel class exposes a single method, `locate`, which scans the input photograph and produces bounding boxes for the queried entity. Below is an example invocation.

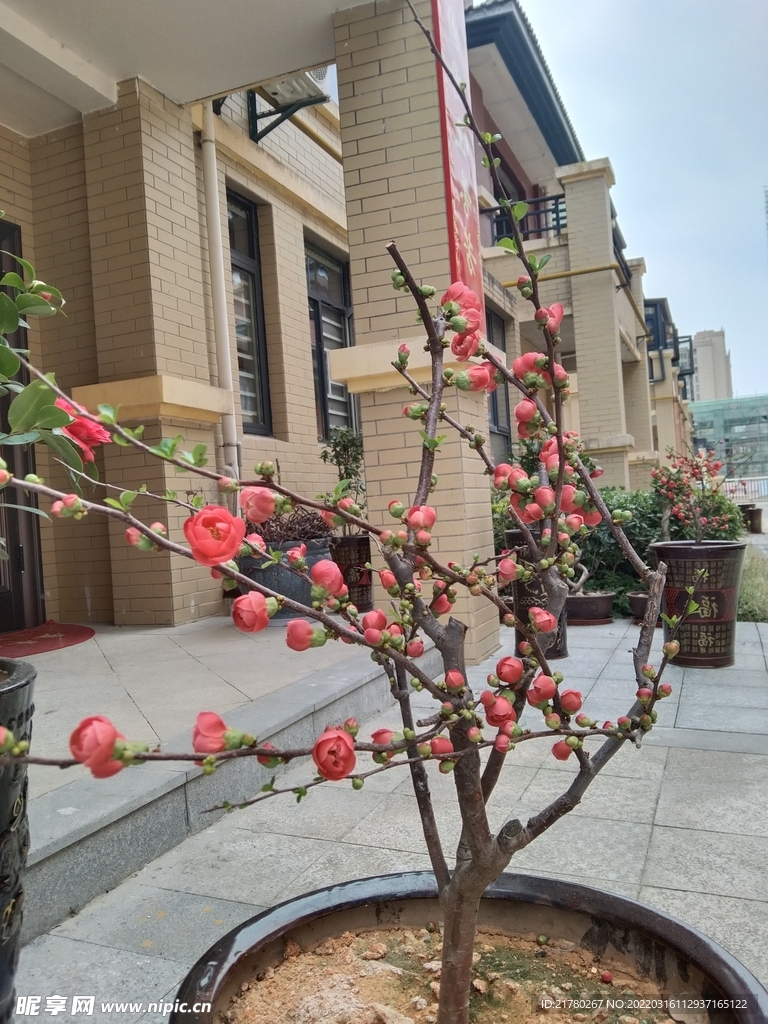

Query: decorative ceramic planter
[565,591,616,625]
[237,538,331,620]
[504,529,567,658]
[0,658,35,1024]
[650,540,747,668]
[329,535,373,612]
[627,590,662,627]
[169,871,768,1024]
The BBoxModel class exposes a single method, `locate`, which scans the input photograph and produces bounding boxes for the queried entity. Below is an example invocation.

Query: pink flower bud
[362,609,387,631]
[496,656,524,686]
[529,607,557,633]
[658,682,673,698]
[641,664,655,679]
[527,674,557,708]
[238,486,276,525]
[636,687,653,706]
[388,499,405,518]
[551,740,572,761]
[406,639,424,658]
[445,670,465,692]
[559,689,583,713]
[430,736,454,756]
[364,627,383,646]
[663,640,680,658]
[494,733,511,754]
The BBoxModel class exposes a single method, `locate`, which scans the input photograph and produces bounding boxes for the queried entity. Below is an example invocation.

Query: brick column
[622,256,656,488]
[333,0,498,664]
[82,79,222,625]
[557,158,630,487]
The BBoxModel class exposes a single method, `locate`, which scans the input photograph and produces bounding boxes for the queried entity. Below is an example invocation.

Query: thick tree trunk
[436,874,485,1024]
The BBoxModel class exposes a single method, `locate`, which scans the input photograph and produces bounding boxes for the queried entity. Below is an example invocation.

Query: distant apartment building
[691,395,768,478]
[644,297,693,456]
[692,330,733,402]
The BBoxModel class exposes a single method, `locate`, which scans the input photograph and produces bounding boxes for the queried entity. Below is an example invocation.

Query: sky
[511,0,768,397]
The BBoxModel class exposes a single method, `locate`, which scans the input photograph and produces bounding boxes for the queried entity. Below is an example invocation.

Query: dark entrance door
[0,220,45,633]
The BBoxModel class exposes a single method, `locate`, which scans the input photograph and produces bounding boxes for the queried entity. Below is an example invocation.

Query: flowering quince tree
[0,20,697,1024]
[651,447,738,543]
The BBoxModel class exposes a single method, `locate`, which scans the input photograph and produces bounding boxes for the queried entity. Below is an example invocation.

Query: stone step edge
[22,644,443,943]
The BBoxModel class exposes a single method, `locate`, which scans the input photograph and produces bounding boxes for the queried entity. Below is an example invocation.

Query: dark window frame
[486,308,511,460]
[227,190,272,436]
[305,244,355,440]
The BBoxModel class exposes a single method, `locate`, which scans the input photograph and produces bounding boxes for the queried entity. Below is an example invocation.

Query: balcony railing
[482,194,567,246]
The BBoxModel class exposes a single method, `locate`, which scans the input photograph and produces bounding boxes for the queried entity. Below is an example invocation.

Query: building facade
[644,297,694,457]
[0,0,676,659]
[692,329,733,402]
[691,395,768,479]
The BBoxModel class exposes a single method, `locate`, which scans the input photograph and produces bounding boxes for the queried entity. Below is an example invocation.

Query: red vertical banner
[431,0,486,331]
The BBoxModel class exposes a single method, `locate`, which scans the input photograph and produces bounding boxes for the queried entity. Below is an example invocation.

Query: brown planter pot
[238,538,331,620]
[169,872,768,1024]
[650,540,747,668]
[329,535,373,612]
[565,591,615,625]
[0,658,35,1024]
[627,590,662,627]
[504,529,567,659]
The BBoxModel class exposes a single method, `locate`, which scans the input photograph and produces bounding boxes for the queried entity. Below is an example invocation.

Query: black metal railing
[482,194,567,245]
[612,228,633,284]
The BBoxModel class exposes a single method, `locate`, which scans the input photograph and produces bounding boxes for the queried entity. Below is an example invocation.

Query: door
[0,220,45,633]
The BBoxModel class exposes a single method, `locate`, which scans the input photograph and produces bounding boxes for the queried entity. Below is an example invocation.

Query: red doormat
[0,620,96,657]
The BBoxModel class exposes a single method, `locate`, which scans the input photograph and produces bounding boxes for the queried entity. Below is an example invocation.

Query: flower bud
[641,664,655,679]
[663,640,680,658]
[636,687,653,706]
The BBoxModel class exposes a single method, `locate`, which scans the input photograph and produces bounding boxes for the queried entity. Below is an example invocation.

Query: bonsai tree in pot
[320,425,374,611]
[650,448,745,667]
[0,22,754,1024]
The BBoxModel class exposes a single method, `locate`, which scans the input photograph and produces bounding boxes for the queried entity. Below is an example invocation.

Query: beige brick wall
[335,0,499,664]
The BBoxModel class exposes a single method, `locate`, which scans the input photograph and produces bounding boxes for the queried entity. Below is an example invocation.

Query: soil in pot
[226,925,672,1024]
[565,592,615,626]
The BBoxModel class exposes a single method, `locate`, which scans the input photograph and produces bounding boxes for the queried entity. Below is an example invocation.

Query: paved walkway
[14,620,768,1021]
[21,616,359,800]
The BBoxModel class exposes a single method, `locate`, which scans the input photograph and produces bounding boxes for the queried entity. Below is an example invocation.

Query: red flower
[192,712,230,753]
[286,619,314,651]
[406,505,437,530]
[430,736,454,756]
[451,330,481,361]
[232,592,270,633]
[552,740,572,761]
[55,399,111,463]
[238,486,276,524]
[311,559,346,597]
[529,607,557,633]
[70,716,125,778]
[441,281,481,311]
[313,728,356,781]
[406,639,424,658]
[496,656,524,685]
[445,669,465,691]
[559,689,583,713]
[455,363,496,393]
[362,609,387,631]
[485,696,516,728]
[527,674,557,708]
[183,505,246,567]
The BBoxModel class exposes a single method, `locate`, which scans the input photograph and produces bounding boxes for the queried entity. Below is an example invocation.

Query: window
[227,192,271,434]
[306,245,354,438]
[486,309,511,465]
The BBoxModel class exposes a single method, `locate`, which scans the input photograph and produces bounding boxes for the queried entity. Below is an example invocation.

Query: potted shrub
[320,426,373,612]
[1,26,765,1022]
[237,506,334,621]
[650,449,746,667]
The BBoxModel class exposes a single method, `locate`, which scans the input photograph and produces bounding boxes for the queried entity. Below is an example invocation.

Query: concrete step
[23,644,443,942]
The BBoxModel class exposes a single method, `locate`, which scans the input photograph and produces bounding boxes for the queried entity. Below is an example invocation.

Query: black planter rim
[0,658,36,696]
[171,870,768,1024]
[650,540,748,554]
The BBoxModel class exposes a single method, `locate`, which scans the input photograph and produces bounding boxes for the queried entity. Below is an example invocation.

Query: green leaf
[0,251,34,281]
[39,429,84,481]
[0,293,19,335]
[29,282,63,301]
[34,406,72,430]
[528,255,539,272]
[661,613,680,628]
[15,294,56,317]
[0,503,50,519]
[495,237,518,254]
[686,600,700,615]
[537,254,552,271]
[0,431,40,445]
[7,377,58,433]
[0,344,20,377]
[104,498,124,510]
[163,489,177,501]
[481,156,490,169]
[97,404,118,424]
[512,201,529,221]
[149,434,183,460]
[192,443,208,467]
[120,490,138,510]
[0,272,25,291]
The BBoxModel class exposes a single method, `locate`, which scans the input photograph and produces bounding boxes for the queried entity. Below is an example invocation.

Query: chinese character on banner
[16,996,42,1016]
[431,0,486,333]
[45,997,68,1016]
[72,997,95,1016]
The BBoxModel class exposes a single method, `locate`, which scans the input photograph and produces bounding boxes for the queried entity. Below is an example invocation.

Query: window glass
[306,246,353,438]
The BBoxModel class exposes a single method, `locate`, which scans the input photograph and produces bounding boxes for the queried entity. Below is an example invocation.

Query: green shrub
[738,546,768,622]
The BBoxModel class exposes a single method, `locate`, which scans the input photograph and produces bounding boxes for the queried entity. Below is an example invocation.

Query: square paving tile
[674,703,768,734]
[643,826,768,901]
[654,748,768,837]
[522,767,663,823]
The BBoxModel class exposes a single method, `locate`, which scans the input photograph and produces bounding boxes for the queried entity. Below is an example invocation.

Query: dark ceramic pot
[169,872,768,1024]
[238,538,332,620]
[565,592,616,625]
[329,535,373,612]
[504,529,567,658]
[627,590,662,627]
[0,659,35,1024]
[650,540,747,668]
